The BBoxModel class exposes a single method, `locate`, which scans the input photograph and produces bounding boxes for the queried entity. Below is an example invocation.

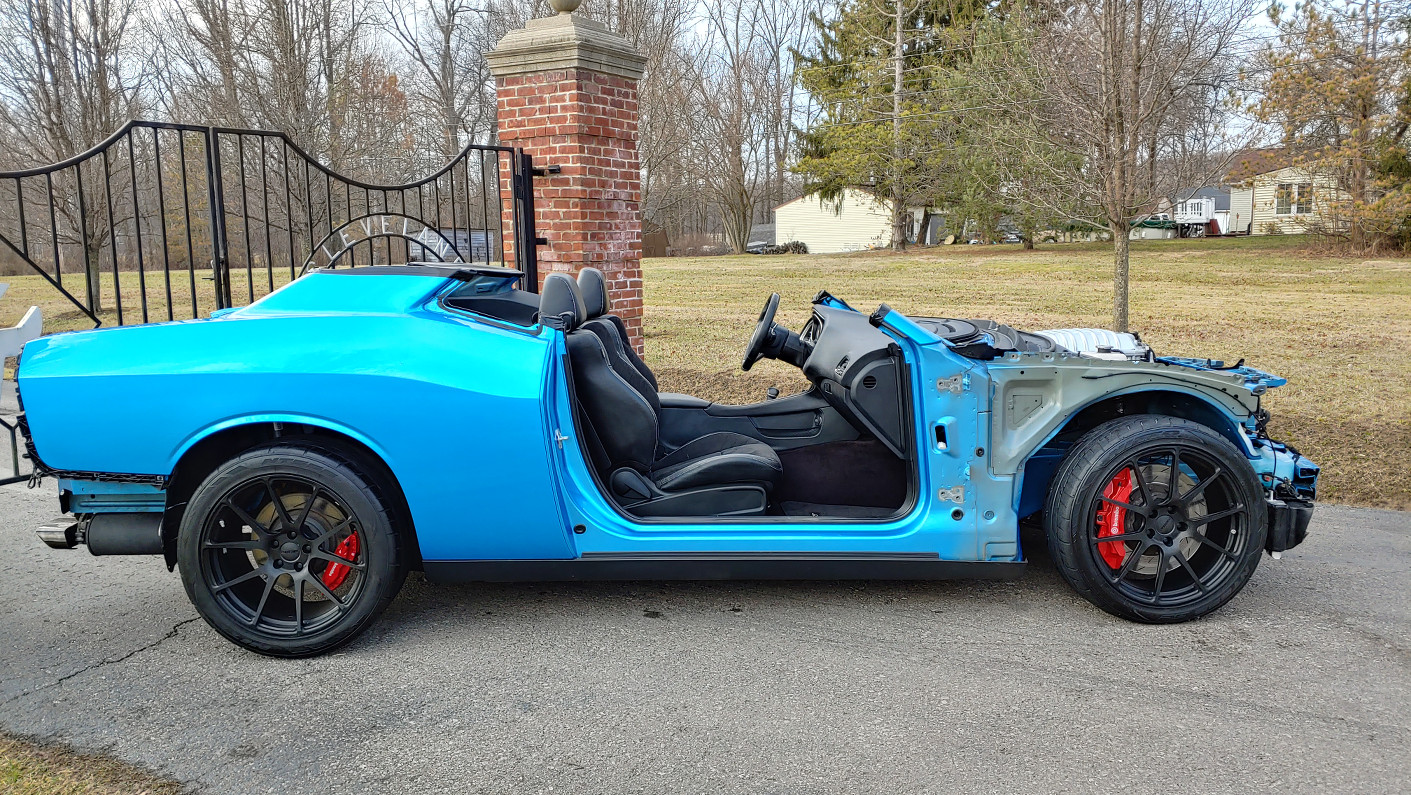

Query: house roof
[1226,149,1288,184]
[1176,185,1231,211]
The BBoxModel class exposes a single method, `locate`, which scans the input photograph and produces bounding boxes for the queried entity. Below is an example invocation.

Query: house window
[1276,183,1314,215]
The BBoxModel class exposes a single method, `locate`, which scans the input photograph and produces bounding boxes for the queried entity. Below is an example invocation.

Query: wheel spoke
[309,549,365,571]
[293,578,305,636]
[1167,448,1182,499]
[1180,466,1222,505]
[305,573,346,607]
[1113,542,1148,582]
[1172,550,1209,593]
[1191,531,1238,561]
[293,487,321,534]
[1128,461,1154,507]
[1099,496,1150,517]
[1188,504,1244,528]
[1090,530,1146,545]
[264,478,295,530]
[204,539,261,552]
[313,516,355,548]
[213,568,265,594]
[225,499,269,537]
[1150,552,1168,601]
[247,576,276,626]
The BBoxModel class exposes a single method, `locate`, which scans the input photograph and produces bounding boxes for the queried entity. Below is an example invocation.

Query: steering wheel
[742,292,781,371]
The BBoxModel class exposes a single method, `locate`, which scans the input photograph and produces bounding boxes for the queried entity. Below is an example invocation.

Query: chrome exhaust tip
[36,516,80,549]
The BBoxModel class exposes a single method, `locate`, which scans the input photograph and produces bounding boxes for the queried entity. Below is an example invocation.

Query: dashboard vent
[861,374,877,389]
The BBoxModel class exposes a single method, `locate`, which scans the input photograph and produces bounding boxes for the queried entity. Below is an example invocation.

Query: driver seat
[542,274,782,509]
[577,267,657,393]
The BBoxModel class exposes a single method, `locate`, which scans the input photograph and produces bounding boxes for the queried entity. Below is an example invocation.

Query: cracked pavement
[1,482,1408,794]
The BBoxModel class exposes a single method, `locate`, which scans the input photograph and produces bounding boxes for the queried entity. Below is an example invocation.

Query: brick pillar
[487,4,647,352]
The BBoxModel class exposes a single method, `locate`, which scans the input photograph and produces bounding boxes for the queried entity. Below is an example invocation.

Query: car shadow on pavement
[362,523,1079,653]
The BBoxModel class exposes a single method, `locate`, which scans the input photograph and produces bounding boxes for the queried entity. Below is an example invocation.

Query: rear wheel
[177,443,408,657]
[1044,415,1266,623]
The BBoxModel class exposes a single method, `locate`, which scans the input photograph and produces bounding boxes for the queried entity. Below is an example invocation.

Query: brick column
[487,3,647,352]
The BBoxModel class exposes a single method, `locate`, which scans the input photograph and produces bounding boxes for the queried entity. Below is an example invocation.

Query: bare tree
[0,0,149,309]
[385,0,506,163]
[1010,0,1259,330]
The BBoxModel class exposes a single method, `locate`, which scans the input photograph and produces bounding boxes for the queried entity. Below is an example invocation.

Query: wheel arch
[1013,387,1252,519]
[160,419,420,571]
[1050,388,1250,453]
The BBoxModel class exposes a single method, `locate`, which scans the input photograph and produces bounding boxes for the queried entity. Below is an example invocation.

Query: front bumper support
[1266,498,1314,555]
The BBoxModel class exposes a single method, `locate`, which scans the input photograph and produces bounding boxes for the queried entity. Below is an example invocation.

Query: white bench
[0,283,44,359]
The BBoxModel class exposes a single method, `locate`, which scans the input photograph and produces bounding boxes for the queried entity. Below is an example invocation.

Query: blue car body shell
[15,269,1318,571]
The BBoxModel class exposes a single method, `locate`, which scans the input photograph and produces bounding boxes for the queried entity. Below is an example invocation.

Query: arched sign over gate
[304,213,465,273]
[0,121,541,328]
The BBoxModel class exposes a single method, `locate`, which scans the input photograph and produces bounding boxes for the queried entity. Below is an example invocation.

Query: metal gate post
[513,150,539,292]
[204,128,233,310]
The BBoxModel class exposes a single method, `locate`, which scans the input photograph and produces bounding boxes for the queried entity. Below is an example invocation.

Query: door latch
[553,429,570,449]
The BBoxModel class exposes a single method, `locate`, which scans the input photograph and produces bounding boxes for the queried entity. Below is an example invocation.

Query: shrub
[761,240,807,255]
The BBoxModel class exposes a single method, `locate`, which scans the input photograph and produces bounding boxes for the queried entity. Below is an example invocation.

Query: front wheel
[1044,415,1267,623]
[177,443,408,657]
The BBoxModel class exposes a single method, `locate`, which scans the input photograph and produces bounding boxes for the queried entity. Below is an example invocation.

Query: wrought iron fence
[0,120,539,329]
[0,415,23,486]
[0,121,543,484]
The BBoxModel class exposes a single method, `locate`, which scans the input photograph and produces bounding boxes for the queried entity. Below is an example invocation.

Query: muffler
[85,513,164,555]
[35,512,164,555]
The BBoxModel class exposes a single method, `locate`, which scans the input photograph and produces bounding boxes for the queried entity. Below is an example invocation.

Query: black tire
[177,443,408,657]
[1044,415,1267,623]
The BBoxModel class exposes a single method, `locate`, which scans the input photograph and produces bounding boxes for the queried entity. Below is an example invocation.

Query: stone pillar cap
[487,12,647,81]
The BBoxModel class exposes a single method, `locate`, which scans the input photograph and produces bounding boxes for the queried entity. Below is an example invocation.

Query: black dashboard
[795,305,910,458]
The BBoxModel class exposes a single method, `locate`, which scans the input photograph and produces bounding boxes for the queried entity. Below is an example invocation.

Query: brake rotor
[247,493,357,602]
[1097,463,1204,575]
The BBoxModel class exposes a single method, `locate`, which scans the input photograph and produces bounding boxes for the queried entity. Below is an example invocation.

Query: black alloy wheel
[1045,415,1267,623]
[178,443,407,657]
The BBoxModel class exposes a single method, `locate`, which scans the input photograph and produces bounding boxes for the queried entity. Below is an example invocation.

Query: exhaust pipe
[36,516,80,549]
[36,513,164,555]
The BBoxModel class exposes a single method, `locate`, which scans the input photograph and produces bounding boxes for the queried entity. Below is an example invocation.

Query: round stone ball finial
[549,0,581,13]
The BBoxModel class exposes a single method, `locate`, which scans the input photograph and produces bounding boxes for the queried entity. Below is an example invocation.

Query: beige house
[773,190,929,253]
[1228,166,1345,235]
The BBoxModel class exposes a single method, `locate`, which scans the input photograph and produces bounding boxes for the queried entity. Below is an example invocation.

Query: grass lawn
[0,734,179,794]
[642,235,1411,510]
[2,234,1407,509]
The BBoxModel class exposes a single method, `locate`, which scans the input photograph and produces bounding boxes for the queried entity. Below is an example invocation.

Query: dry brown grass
[2,235,1406,508]
[642,236,1411,510]
[0,734,181,795]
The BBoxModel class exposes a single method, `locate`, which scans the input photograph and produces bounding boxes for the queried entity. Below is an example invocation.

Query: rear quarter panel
[18,299,573,561]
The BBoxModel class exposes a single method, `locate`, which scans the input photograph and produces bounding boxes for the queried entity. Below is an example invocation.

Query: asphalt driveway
[0,482,1407,794]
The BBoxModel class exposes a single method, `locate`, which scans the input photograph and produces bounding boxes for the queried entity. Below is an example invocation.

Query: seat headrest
[539,273,585,331]
[577,267,610,319]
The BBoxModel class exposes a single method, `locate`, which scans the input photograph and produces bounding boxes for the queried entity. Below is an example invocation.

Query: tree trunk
[85,240,104,314]
[889,0,907,252]
[1112,230,1130,332]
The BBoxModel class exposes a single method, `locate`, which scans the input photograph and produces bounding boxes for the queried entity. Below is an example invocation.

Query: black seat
[541,274,781,510]
[577,267,657,391]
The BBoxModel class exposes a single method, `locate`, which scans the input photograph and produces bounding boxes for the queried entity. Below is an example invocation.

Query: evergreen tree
[794,0,993,250]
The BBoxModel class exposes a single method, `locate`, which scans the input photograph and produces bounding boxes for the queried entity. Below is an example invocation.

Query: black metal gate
[0,121,542,484]
[0,120,539,329]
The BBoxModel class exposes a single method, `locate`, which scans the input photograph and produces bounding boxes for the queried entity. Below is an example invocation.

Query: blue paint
[17,272,1318,566]
[1157,357,1289,390]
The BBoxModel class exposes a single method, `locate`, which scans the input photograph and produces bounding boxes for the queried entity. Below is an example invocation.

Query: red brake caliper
[1095,469,1134,569]
[320,532,360,591]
